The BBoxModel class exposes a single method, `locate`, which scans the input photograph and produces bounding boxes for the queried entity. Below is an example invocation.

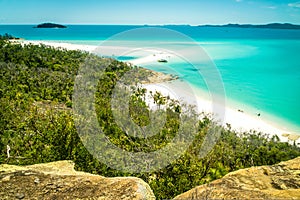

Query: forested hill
[0,37,299,199]
[35,23,67,28]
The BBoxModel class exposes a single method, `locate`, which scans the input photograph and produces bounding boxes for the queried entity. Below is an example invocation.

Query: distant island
[31,23,300,30]
[35,23,67,29]
[200,23,300,30]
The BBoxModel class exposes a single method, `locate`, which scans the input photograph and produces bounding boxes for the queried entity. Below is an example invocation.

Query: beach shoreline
[142,80,300,143]
[20,40,300,144]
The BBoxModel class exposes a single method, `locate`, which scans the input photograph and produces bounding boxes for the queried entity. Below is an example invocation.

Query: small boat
[158,59,168,63]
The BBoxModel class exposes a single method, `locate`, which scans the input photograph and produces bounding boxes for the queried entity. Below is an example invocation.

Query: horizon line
[1,22,300,26]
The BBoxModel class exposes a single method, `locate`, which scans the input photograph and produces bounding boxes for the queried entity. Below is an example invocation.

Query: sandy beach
[21,40,98,52]
[21,40,300,144]
[142,81,299,143]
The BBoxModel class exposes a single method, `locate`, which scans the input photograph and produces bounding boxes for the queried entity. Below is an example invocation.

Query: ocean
[1,25,300,133]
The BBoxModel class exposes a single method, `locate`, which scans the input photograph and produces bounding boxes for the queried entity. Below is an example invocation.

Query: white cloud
[288,2,300,8]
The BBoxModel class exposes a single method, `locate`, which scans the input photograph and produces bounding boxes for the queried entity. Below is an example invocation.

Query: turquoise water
[212,40,300,130]
[200,40,300,132]
[1,25,300,132]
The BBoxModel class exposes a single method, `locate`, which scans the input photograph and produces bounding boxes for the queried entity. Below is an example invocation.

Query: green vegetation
[1,37,299,199]
[0,33,20,40]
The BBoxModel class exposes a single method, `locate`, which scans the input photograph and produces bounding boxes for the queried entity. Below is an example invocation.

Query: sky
[0,0,300,25]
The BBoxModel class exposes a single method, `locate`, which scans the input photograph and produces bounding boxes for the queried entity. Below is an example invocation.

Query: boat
[158,59,168,63]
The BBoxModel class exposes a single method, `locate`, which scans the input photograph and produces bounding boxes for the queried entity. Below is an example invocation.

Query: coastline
[142,80,300,144]
[20,40,300,144]
[21,40,98,52]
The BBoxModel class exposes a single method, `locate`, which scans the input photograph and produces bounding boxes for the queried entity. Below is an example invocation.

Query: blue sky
[0,0,300,25]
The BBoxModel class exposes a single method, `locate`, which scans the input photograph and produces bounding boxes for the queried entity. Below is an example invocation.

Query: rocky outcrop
[174,157,300,200]
[0,161,155,200]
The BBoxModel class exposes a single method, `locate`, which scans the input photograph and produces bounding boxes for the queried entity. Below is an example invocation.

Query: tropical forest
[0,36,299,199]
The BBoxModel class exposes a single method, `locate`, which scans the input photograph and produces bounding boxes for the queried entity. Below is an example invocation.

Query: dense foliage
[0,33,20,40]
[1,37,299,199]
